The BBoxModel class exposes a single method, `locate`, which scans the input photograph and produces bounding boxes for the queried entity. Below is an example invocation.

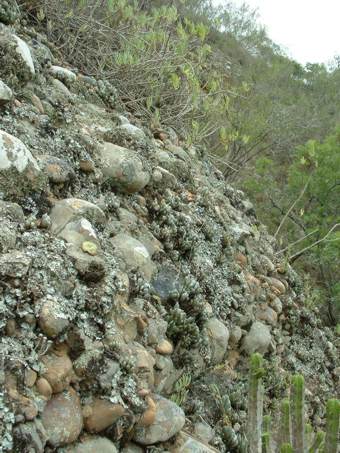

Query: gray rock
[0,130,44,197]
[132,395,185,445]
[58,218,99,249]
[116,123,146,141]
[38,295,69,338]
[111,233,155,280]
[50,198,106,235]
[12,34,35,76]
[194,422,214,444]
[242,321,272,355]
[147,318,168,345]
[51,78,73,100]
[38,155,75,185]
[66,436,117,453]
[121,442,144,453]
[154,355,175,393]
[206,318,229,364]
[0,200,24,222]
[99,142,150,193]
[0,251,31,278]
[0,79,13,104]
[49,66,77,84]
[152,166,178,188]
[151,265,182,302]
[0,220,17,252]
[68,247,106,282]
[229,326,242,345]
[171,432,218,452]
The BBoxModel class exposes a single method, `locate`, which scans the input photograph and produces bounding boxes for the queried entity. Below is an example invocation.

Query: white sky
[213,0,340,65]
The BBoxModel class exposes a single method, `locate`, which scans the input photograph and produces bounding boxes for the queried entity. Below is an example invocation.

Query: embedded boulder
[50,198,106,234]
[99,142,150,193]
[242,321,272,355]
[0,30,35,87]
[41,387,83,447]
[132,395,185,445]
[206,318,229,364]
[111,233,156,280]
[67,436,118,453]
[0,130,44,197]
[0,79,13,104]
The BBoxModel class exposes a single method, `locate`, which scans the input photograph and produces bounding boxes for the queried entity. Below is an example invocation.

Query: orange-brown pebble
[84,399,125,433]
[155,339,174,355]
[41,352,74,393]
[25,369,37,387]
[235,252,247,267]
[35,377,53,399]
[138,395,156,427]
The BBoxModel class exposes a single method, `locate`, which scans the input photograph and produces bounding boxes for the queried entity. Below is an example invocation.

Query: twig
[274,179,310,238]
[289,224,340,263]
[276,229,319,255]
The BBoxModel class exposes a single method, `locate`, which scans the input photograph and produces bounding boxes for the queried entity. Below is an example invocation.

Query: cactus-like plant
[280,398,292,447]
[262,415,272,453]
[291,375,306,453]
[324,399,340,453]
[309,431,325,452]
[280,443,293,453]
[247,353,265,453]
[245,355,339,453]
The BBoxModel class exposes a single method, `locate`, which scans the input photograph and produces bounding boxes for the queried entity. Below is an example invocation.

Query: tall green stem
[280,444,293,453]
[291,375,306,453]
[279,398,292,447]
[324,399,340,453]
[247,353,265,453]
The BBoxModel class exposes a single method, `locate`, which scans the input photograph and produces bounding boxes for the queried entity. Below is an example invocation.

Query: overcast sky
[213,0,340,65]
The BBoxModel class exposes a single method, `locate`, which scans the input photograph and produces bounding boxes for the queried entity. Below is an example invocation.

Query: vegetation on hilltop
[22,0,340,324]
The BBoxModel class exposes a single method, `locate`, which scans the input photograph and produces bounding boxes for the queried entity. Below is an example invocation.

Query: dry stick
[274,178,310,239]
[289,223,340,263]
[276,229,319,255]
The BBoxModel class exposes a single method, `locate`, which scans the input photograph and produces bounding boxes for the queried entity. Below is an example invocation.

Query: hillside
[0,1,339,452]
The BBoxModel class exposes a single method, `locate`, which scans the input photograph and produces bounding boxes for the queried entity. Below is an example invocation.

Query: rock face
[1,14,339,453]
[132,395,185,445]
[99,142,150,193]
[41,388,83,447]
[0,130,43,196]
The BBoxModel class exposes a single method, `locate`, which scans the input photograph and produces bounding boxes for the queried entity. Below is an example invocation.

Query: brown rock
[138,395,156,427]
[84,399,125,433]
[79,159,95,173]
[42,387,83,447]
[35,377,53,400]
[235,252,247,267]
[268,277,286,295]
[256,304,278,326]
[22,401,38,421]
[155,339,173,355]
[25,369,37,387]
[41,352,74,393]
[38,296,69,338]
